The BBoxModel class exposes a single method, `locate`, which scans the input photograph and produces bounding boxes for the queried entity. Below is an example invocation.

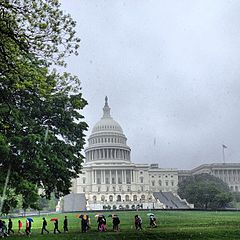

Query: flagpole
[222,145,227,164]
[222,145,225,164]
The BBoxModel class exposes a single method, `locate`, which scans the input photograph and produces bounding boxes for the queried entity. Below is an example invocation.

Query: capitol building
[63,97,240,211]
[64,97,190,211]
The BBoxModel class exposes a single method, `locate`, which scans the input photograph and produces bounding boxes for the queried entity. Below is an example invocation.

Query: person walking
[8,218,14,235]
[63,216,68,233]
[135,215,142,230]
[53,219,61,234]
[112,215,120,232]
[41,217,49,234]
[18,220,23,235]
[25,220,30,236]
[80,214,89,233]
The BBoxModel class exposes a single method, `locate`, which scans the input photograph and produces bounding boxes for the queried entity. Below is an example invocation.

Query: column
[92,170,94,183]
[122,170,124,184]
[110,170,112,184]
[116,170,118,184]
[101,170,104,183]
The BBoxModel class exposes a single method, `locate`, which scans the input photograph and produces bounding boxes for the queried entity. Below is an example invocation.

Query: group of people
[0,213,157,237]
[78,214,120,233]
[0,218,26,238]
[0,216,68,238]
[41,216,68,235]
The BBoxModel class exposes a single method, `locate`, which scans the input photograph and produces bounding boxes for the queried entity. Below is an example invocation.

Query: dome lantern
[102,96,111,118]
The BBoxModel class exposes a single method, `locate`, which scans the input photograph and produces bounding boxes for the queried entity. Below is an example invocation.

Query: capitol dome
[92,97,123,134]
[85,97,131,163]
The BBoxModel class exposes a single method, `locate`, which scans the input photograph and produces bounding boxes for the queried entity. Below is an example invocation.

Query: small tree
[178,173,232,209]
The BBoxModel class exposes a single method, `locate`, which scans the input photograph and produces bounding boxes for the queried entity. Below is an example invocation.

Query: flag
[222,144,227,148]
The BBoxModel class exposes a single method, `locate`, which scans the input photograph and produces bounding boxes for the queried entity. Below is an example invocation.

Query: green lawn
[2,210,240,239]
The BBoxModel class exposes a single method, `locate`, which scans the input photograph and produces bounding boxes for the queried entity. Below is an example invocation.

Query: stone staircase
[153,191,190,209]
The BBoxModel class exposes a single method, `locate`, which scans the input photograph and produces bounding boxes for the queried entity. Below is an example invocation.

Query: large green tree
[0,0,87,212]
[178,173,232,209]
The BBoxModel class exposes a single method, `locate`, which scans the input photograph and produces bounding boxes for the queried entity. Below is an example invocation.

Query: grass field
[2,210,240,239]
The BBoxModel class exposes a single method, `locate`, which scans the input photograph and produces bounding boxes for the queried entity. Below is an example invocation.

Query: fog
[60,0,240,169]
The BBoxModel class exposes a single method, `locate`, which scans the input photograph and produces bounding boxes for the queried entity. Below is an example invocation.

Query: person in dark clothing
[54,219,61,234]
[41,217,49,234]
[149,215,157,228]
[80,214,89,233]
[28,220,32,234]
[2,221,8,237]
[63,216,68,233]
[112,215,120,232]
[8,218,14,235]
[135,215,142,230]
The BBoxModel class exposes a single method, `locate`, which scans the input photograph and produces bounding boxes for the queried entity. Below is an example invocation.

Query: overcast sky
[60,0,240,169]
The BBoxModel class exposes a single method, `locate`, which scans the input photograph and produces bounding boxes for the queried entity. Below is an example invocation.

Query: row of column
[86,148,130,161]
[91,169,136,184]
[214,169,240,183]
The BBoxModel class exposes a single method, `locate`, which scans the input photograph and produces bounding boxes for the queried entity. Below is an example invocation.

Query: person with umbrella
[27,218,33,234]
[25,219,31,236]
[41,217,49,234]
[148,213,157,228]
[52,219,61,234]
[79,214,89,233]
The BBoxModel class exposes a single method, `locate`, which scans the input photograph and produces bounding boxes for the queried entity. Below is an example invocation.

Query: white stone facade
[71,97,178,210]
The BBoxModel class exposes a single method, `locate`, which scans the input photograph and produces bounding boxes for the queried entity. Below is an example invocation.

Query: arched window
[133,195,137,201]
[117,195,121,202]
[140,177,144,183]
[93,196,97,203]
[101,195,105,202]
[141,195,145,201]
[125,195,130,201]
[109,195,113,202]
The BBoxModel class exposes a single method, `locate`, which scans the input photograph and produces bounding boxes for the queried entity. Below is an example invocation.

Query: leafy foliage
[178,173,232,209]
[0,0,87,213]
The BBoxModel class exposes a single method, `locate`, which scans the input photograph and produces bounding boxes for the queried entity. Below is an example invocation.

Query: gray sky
[60,0,240,169]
